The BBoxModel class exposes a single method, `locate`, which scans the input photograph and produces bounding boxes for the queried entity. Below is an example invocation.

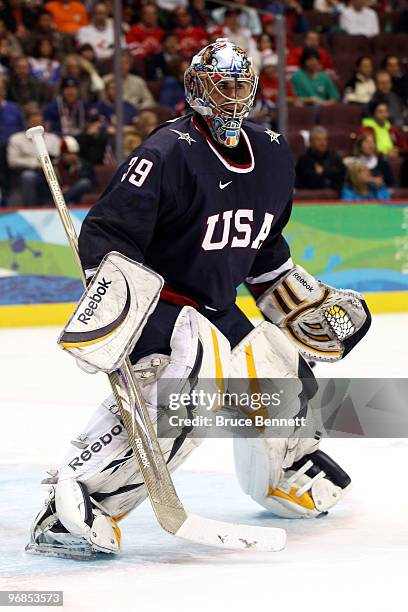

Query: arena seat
[333,54,359,85]
[393,188,408,198]
[146,80,163,101]
[94,164,116,192]
[388,157,403,186]
[97,57,113,76]
[377,11,403,32]
[132,57,147,79]
[80,193,100,206]
[287,132,306,160]
[142,105,175,123]
[327,130,353,157]
[372,33,408,59]
[331,34,371,57]
[319,104,362,132]
[293,189,338,200]
[290,33,329,50]
[288,105,317,132]
[304,11,338,32]
[389,11,405,32]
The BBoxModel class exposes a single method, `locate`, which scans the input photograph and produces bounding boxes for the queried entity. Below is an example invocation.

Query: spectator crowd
[0,0,407,206]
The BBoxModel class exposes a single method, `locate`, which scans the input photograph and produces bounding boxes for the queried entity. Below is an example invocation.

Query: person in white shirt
[76,2,116,61]
[212,0,262,36]
[340,0,380,37]
[7,110,61,207]
[104,51,155,108]
[314,0,344,14]
[157,0,187,13]
[222,9,261,73]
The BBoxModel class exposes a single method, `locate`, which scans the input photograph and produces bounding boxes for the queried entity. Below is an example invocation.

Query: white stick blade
[176,513,286,552]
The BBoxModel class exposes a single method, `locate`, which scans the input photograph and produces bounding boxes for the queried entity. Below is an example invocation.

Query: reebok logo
[136,438,150,468]
[77,278,112,324]
[293,272,314,292]
[68,423,123,471]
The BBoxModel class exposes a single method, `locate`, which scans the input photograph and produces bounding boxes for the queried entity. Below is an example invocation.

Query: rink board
[0,202,407,327]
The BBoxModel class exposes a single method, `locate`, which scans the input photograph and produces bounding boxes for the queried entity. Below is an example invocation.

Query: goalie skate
[25,487,96,561]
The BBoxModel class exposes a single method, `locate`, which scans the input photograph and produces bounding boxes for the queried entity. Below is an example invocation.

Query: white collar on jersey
[192,117,255,174]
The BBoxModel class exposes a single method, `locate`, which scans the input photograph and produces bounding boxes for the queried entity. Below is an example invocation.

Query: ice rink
[1,313,407,611]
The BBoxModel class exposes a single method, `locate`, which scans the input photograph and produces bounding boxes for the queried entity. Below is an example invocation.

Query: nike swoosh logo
[219,180,232,190]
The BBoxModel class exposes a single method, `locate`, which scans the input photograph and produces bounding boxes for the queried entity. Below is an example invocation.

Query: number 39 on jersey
[121,156,153,188]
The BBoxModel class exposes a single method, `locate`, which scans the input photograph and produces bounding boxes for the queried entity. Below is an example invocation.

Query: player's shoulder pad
[243,120,290,149]
[137,114,197,159]
[110,115,194,193]
[243,120,294,171]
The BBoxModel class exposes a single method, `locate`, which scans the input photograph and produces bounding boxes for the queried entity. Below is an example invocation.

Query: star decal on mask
[265,129,281,144]
[169,129,197,145]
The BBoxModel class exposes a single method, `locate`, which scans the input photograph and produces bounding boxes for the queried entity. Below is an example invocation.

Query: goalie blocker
[58,252,163,373]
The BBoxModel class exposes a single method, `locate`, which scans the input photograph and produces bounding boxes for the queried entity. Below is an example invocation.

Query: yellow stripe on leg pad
[268,486,316,510]
[211,327,224,393]
[111,518,122,546]
[245,343,257,379]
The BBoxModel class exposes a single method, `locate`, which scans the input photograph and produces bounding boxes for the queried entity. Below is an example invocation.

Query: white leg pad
[231,322,350,518]
[55,479,120,553]
[234,437,350,518]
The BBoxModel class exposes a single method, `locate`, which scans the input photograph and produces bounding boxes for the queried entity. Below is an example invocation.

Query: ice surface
[0,315,407,611]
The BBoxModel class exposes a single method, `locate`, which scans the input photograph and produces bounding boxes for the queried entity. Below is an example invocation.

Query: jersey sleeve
[78,148,162,276]
[245,197,293,296]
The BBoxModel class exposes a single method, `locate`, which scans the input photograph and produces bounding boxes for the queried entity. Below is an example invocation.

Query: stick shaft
[26,127,85,283]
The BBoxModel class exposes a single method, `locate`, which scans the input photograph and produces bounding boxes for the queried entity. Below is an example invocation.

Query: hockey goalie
[26,39,371,559]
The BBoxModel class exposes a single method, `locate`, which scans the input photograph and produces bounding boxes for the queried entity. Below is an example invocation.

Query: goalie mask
[184,38,258,148]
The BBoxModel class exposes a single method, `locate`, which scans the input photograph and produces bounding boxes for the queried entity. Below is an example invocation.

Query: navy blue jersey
[78,114,294,310]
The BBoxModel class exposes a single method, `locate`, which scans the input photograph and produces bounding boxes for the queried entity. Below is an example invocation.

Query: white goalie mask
[184,38,258,147]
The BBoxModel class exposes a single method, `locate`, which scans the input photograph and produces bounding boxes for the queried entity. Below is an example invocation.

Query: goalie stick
[26,126,286,553]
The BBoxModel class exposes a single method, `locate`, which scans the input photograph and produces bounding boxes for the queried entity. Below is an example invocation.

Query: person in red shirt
[173,7,207,58]
[259,51,297,105]
[286,30,335,76]
[126,4,164,59]
[44,0,88,35]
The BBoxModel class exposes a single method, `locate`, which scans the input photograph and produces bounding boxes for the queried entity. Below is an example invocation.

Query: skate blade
[25,542,96,561]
